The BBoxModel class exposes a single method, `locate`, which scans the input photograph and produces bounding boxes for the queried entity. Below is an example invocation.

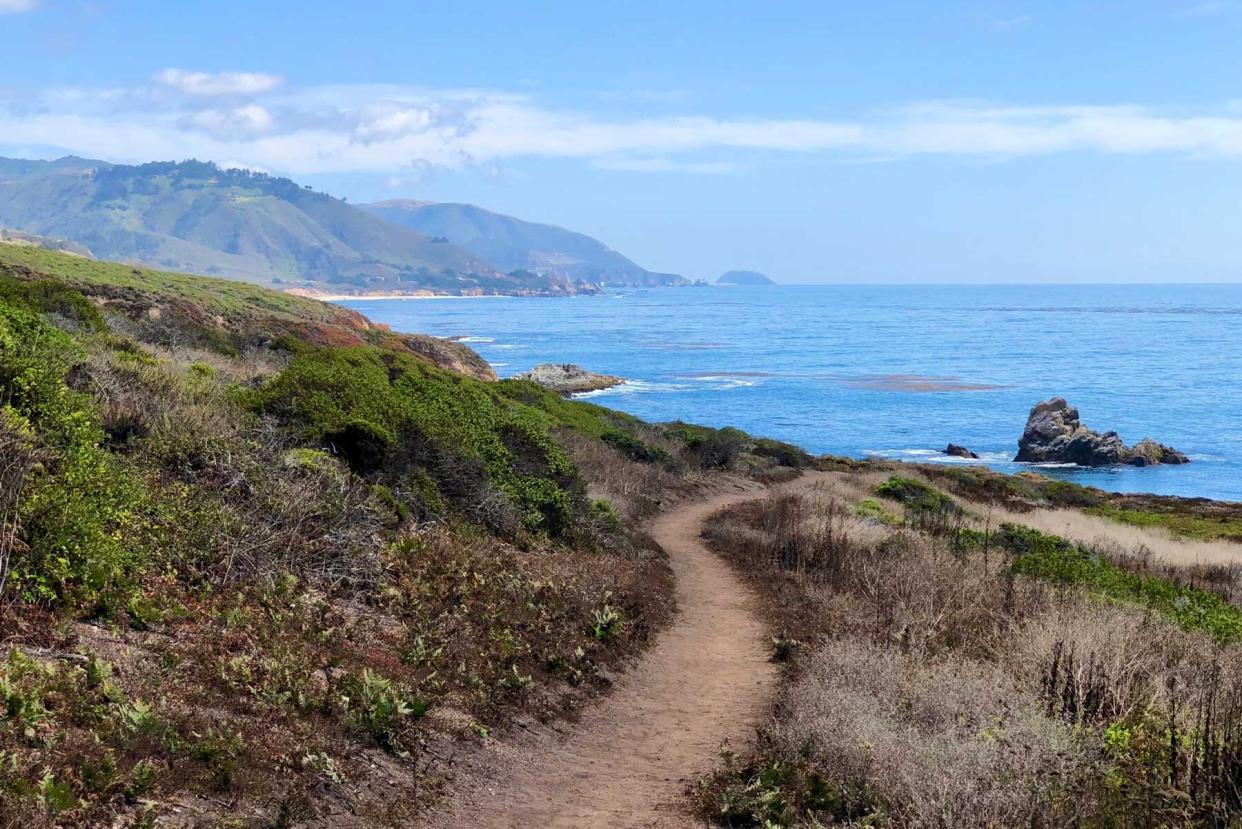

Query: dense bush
[253,345,587,536]
[0,276,107,333]
[663,422,749,468]
[0,297,149,606]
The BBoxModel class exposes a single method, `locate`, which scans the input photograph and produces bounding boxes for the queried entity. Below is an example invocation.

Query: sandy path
[432,473,826,828]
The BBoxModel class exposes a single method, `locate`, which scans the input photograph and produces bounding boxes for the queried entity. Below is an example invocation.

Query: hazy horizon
[4,1,1242,283]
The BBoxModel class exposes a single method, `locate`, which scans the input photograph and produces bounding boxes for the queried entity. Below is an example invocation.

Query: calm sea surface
[339,285,1242,502]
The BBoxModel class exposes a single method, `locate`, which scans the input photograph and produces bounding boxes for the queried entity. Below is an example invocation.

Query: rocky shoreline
[514,363,625,395]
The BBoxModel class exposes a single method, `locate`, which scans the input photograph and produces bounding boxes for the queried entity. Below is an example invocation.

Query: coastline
[317,293,515,302]
[345,283,1239,502]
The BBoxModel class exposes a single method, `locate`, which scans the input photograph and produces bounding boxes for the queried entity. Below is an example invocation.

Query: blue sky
[3,1,1242,282]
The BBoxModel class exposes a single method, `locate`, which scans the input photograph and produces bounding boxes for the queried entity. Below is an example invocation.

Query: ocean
[338,284,1242,502]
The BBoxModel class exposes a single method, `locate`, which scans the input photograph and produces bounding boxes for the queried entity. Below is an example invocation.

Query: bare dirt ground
[423,472,831,828]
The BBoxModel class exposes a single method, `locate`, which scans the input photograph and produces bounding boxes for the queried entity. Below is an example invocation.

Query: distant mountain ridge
[0,157,592,296]
[362,200,686,287]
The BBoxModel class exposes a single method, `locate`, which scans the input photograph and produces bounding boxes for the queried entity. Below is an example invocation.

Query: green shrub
[494,378,642,437]
[343,669,427,748]
[664,422,749,468]
[0,299,149,605]
[591,604,624,641]
[751,437,813,468]
[0,275,106,333]
[874,476,957,515]
[855,498,902,526]
[601,430,671,464]
[254,345,587,535]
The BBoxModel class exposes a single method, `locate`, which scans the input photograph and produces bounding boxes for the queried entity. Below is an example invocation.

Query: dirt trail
[433,472,829,828]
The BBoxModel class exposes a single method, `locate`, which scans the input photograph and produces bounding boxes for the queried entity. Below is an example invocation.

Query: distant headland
[716,270,776,286]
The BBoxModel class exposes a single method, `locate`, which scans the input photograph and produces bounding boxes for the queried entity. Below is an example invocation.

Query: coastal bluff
[1015,397,1189,467]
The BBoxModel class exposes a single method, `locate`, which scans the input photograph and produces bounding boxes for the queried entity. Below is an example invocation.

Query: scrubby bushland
[0,246,720,825]
[699,472,1242,827]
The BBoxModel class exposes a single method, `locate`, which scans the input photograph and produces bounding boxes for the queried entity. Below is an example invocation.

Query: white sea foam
[691,375,758,389]
[864,448,1013,464]
[574,380,666,398]
[572,375,760,398]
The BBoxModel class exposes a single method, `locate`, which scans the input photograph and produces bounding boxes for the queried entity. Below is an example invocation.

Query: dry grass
[977,502,1242,570]
[556,427,695,524]
[699,473,1242,827]
[775,640,1088,828]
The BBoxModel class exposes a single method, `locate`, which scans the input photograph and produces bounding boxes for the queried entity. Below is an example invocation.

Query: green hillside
[0,158,589,296]
[363,199,686,287]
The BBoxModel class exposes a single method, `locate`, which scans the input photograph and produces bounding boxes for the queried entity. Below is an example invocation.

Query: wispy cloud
[591,157,741,174]
[0,0,39,13]
[153,69,283,98]
[6,72,1242,176]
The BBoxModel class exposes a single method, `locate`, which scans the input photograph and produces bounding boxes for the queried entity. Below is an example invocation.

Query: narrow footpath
[432,472,830,828]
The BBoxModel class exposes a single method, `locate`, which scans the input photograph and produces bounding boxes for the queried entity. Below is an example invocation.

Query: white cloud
[352,104,436,143]
[153,69,283,98]
[0,0,38,13]
[8,74,1242,176]
[184,104,275,139]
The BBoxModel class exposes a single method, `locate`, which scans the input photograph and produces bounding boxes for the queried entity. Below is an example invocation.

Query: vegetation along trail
[434,472,833,827]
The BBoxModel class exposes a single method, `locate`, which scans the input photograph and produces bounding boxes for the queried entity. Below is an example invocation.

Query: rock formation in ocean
[514,363,624,395]
[944,443,980,459]
[1015,398,1189,467]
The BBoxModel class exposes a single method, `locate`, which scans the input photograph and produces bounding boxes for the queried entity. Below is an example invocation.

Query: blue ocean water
[339,285,1242,502]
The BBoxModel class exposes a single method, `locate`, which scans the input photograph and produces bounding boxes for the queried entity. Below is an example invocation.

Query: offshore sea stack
[1015,398,1189,467]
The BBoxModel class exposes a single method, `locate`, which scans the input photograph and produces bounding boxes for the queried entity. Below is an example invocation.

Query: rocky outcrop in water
[945,443,980,459]
[1015,398,1189,467]
[514,363,624,395]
